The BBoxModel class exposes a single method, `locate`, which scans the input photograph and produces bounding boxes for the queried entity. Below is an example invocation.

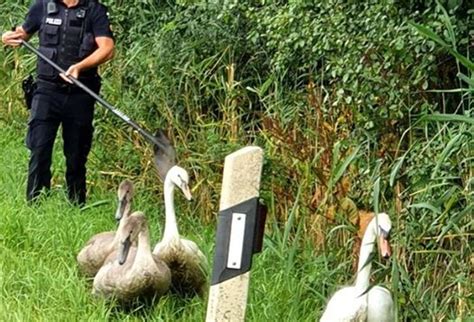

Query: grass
[0,105,472,321]
[0,122,332,321]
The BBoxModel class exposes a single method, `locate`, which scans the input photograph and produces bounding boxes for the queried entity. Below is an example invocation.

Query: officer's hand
[60,64,82,84]
[1,31,23,47]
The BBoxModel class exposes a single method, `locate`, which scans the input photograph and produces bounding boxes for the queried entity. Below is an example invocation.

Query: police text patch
[45,18,62,26]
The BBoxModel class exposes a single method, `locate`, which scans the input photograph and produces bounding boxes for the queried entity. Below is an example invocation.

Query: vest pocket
[37,47,57,77]
[42,24,60,45]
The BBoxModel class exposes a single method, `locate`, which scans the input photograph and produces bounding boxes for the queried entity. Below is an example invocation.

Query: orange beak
[379,236,391,259]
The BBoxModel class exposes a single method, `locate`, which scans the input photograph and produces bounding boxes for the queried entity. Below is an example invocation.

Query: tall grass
[1,0,472,320]
[0,122,338,321]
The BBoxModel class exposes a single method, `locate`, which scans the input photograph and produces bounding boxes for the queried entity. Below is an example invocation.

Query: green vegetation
[1,0,472,321]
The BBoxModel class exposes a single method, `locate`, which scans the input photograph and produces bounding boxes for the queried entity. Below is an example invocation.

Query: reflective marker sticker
[227,212,246,269]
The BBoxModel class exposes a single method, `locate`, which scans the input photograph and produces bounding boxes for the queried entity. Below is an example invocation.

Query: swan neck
[116,204,130,231]
[355,219,377,296]
[163,176,179,240]
[130,227,154,272]
[113,204,131,244]
[137,228,152,257]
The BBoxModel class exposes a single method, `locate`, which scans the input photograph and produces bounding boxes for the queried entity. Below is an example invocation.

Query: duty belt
[37,78,88,94]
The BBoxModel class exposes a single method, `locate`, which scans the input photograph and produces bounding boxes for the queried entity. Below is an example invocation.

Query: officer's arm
[61,37,114,82]
[1,26,32,47]
[4,0,43,47]
[78,36,114,70]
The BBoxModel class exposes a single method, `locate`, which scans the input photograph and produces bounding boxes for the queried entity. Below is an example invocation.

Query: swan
[152,165,208,296]
[77,180,134,277]
[151,130,208,296]
[320,212,395,322]
[92,211,171,302]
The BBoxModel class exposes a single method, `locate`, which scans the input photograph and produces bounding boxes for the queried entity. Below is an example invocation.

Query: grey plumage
[77,180,134,277]
[153,130,176,181]
[93,212,171,303]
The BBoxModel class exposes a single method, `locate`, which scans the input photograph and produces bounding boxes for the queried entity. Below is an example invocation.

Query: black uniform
[22,0,113,205]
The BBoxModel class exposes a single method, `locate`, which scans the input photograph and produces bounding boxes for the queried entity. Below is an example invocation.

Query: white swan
[153,165,208,296]
[77,180,134,277]
[320,212,395,322]
[93,211,171,302]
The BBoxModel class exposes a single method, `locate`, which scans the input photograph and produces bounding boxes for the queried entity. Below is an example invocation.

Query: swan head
[167,165,192,201]
[115,180,134,222]
[118,211,147,265]
[375,212,392,259]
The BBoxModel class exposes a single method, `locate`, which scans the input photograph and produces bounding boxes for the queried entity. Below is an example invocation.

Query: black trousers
[26,80,99,205]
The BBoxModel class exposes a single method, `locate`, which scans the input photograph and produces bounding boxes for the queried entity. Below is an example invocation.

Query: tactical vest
[37,0,98,81]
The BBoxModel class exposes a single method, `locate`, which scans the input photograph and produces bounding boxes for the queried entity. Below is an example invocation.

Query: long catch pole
[206,146,266,322]
[20,40,165,150]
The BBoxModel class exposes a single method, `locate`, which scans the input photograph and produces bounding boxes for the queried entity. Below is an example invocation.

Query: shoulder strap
[39,0,49,30]
[83,0,96,31]
[79,0,97,40]
[42,0,47,16]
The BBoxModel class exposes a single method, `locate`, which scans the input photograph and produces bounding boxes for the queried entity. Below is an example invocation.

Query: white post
[206,146,265,322]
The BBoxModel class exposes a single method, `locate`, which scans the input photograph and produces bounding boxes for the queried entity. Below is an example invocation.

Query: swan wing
[179,238,208,295]
[320,287,367,322]
[77,231,115,277]
[367,286,395,322]
[181,238,208,268]
[153,237,207,296]
[153,130,176,181]
[93,248,167,301]
[81,231,114,247]
[92,257,136,300]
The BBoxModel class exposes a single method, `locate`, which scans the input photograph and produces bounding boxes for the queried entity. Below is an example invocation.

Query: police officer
[2,0,114,206]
